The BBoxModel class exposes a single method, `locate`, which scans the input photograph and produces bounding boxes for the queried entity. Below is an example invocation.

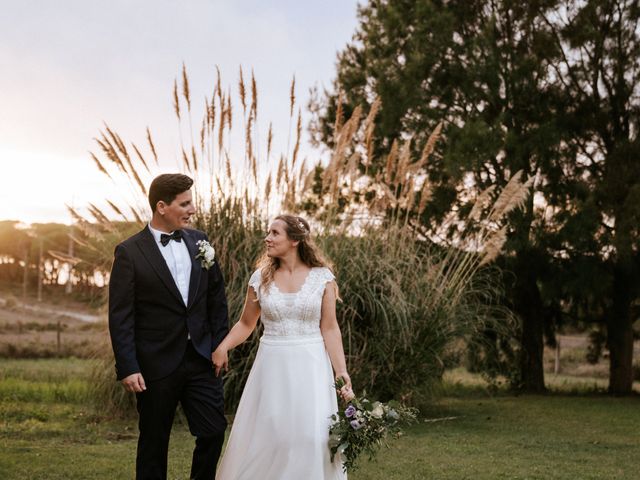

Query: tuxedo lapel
[182,230,202,310]
[135,228,184,306]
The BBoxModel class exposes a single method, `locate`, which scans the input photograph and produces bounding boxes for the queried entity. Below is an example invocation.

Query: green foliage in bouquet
[329,378,418,472]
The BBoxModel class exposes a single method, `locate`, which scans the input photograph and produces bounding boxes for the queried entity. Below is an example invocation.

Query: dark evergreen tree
[312,0,640,393]
[541,0,640,394]
[312,0,568,392]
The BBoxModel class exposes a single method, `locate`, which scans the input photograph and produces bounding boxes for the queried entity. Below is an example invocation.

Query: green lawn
[1,359,638,479]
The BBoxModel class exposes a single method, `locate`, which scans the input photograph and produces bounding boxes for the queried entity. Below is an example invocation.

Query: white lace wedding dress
[216,267,346,480]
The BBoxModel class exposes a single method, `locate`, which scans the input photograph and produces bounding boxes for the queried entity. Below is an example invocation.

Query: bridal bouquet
[328,378,418,472]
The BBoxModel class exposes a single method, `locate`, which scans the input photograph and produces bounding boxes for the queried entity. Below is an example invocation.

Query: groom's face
[158,190,195,231]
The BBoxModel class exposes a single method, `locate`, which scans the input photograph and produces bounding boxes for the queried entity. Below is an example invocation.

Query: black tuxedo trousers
[108,227,229,480]
[136,341,225,480]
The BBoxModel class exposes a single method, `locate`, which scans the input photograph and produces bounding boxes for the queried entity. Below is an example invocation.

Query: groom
[109,173,228,480]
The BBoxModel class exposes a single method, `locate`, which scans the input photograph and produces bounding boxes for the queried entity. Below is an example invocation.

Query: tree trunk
[607,261,634,395]
[22,247,29,301]
[516,281,546,392]
[65,229,74,294]
[513,248,546,392]
[37,239,43,302]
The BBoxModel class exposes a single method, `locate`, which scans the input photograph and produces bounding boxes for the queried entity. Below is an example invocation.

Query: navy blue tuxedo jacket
[108,227,229,381]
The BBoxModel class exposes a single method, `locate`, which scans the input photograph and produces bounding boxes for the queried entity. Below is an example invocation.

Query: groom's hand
[212,347,228,377]
[121,373,146,393]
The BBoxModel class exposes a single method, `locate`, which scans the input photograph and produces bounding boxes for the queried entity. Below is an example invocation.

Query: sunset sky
[0,0,360,224]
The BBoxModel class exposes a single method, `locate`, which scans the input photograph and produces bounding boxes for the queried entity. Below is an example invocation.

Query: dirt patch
[0,294,107,358]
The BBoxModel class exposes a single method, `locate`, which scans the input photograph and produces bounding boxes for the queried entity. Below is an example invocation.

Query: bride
[214,214,353,479]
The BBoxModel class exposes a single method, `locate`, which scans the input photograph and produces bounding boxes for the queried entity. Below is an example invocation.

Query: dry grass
[74,66,533,412]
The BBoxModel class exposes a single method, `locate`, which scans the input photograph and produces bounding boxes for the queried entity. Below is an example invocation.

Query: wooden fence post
[57,320,61,356]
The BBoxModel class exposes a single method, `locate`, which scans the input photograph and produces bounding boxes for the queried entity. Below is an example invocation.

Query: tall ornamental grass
[78,66,529,415]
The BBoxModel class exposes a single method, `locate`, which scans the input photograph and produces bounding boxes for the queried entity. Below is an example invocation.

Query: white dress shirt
[148,223,192,306]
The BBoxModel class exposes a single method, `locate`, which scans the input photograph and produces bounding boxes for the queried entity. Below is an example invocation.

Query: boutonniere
[195,240,216,270]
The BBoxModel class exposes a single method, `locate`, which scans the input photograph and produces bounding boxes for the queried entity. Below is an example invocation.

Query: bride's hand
[336,372,355,401]
[212,346,228,377]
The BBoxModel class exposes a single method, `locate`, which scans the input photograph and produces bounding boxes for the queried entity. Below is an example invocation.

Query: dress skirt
[216,334,346,479]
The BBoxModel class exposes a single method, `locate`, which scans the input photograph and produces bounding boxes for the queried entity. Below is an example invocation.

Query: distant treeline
[0,220,131,301]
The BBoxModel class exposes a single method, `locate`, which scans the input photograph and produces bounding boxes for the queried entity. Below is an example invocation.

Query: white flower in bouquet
[195,240,216,270]
[370,403,384,419]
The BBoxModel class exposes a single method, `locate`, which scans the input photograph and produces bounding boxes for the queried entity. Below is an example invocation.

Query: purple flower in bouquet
[344,405,356,418]
[349,419,364,430]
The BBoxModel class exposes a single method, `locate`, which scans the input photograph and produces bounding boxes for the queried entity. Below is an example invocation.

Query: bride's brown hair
[256,214,336,293]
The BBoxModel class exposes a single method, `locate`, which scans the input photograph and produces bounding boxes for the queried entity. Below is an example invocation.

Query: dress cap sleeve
[318,267,336,285]
[248,268,262,301]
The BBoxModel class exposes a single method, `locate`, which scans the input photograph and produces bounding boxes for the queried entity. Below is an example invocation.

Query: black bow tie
[160,230,183,246]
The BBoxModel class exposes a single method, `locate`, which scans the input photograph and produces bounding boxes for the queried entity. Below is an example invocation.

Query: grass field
[1,359,639,479]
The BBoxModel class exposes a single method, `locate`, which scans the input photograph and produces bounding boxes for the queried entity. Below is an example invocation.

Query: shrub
[4,295,18,309]
[80,67,526,415]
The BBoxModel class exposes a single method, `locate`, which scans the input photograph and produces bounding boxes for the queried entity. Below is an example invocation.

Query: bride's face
[265,220,298,258]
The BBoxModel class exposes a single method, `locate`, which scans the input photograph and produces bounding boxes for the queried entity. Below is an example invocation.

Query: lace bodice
[249,267,335,337]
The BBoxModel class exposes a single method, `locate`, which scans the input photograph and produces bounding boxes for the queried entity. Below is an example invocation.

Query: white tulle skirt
[216,334,346,480]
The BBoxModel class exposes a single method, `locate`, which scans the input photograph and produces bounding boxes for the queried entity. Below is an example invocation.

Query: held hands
[336,372,355,402]
[212,346,229,377]
[121,373,146,393]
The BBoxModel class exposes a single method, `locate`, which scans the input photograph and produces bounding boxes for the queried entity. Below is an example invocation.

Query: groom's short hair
[148,174,194,212]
